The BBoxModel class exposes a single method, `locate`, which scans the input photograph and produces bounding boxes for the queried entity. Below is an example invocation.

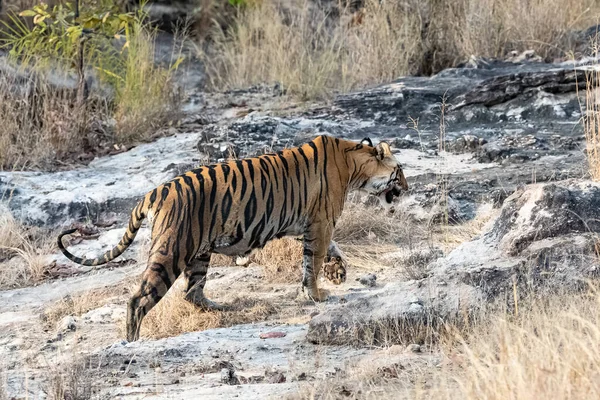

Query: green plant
[0,0,184,168]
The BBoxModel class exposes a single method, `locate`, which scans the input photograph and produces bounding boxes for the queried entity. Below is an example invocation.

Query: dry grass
[112,26,182,143]
[0,9,183,170]
[42,284,128,329]
[253,237,303,283]
[291,290,600,399]
[201,0,600,99]
[44,360,93,400]
[201,0,421,99]
[140,279,277,339]
[584,47,600,181]
[0,206,55,288]
[334,200,419,245]
[432,203,498,252]
[0,71,109,170]
[433,290,600,399]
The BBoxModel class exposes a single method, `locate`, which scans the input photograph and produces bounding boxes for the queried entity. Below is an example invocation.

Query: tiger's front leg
[323,240,348,285]
[302,227,332,302]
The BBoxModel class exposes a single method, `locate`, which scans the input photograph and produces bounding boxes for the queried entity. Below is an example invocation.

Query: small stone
[58,316,77,332]
[294,372,307,382]
[266,372,286,384]
[171,378,180,384]
[406,344,422,353]
[358,273,377,287]
[259,331,287,339]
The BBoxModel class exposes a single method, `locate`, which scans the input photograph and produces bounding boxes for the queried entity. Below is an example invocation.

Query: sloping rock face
[307,180,600,344]
[0,55,593,228]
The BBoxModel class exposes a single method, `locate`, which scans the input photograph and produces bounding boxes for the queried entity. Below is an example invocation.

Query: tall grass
[202,0,600,99]
[201,0,422,99]
[112,24,182,142]
[436,291,600,399]
[0,3,183,170]
[0,70,109,169]
[584,43,600,180]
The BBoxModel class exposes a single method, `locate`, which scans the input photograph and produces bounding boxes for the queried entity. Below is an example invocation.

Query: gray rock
[308,180,600,345]
[58,316,77,333]
[358,273,377,287]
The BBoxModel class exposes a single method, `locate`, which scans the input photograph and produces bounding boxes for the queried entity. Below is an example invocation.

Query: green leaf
[18,10,37,17]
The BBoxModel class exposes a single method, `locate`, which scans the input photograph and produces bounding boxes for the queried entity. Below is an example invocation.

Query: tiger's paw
[185,293,230,312]
[322,256,347,285]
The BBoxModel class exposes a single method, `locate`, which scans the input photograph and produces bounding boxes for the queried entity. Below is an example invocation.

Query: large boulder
[307,179,600,344]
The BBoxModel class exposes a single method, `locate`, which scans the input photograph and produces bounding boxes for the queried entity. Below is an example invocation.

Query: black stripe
[207,166,218,207]
[265,187,275,220]
[307,141,319,173]
[149,189,157,204]
[244,191,257,229]
[221,189,232,227]
[161,186,169,201]
[228,224,245,247]
[297,147,311,172]
[150,263,172,288]
[231,167,238,193]
[197,176,206,247]
[222,164,231,183]
[249,216,266,248]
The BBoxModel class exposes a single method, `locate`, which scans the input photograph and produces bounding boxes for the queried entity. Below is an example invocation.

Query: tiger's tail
[57,196,150,267]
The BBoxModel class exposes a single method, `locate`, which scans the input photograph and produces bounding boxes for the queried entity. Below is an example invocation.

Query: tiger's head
[347,137,408,211]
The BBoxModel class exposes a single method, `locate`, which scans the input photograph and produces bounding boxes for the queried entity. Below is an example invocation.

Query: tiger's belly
[211,225,304,256]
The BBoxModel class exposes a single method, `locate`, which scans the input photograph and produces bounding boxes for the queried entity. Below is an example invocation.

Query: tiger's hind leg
[184,253,229,311]
[127,252,177,342]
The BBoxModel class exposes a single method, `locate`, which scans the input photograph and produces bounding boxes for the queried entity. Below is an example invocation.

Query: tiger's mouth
[374,181,407,213]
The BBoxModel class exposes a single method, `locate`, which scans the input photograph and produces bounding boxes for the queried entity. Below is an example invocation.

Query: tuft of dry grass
[112,25,182,143]
[0,206,55,288]
[42,284,128,329]
[432,203,498,252]
[0,70,109,170]
[140,280,277,339]
[253,237,303,283]
[334,200,419,245]
[291,290,600,399]
[201,0,599,99]
[584,46,600,181]
[44,360,93,400]
[434,291,600,399]
[201,0,421,100]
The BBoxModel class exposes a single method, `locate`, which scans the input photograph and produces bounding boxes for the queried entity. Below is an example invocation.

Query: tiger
[57,135,409,342]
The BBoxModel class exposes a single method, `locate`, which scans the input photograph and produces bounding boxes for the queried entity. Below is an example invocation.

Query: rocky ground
[1,40,600,398]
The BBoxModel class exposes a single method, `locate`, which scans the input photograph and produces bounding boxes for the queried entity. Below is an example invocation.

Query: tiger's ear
[375,142,392,160]
[361,137,373,147]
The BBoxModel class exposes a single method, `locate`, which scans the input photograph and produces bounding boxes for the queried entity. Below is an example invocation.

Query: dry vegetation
[201,0,600,99]
[0,206,55,288]
[292,290,600,399]
[42,284,128,329]
[253,237,304,283]
[44,360,93,400]
[585,45,600,181]
[140,279,277,339]
[0,5,182,170]
[438,291,600,399]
